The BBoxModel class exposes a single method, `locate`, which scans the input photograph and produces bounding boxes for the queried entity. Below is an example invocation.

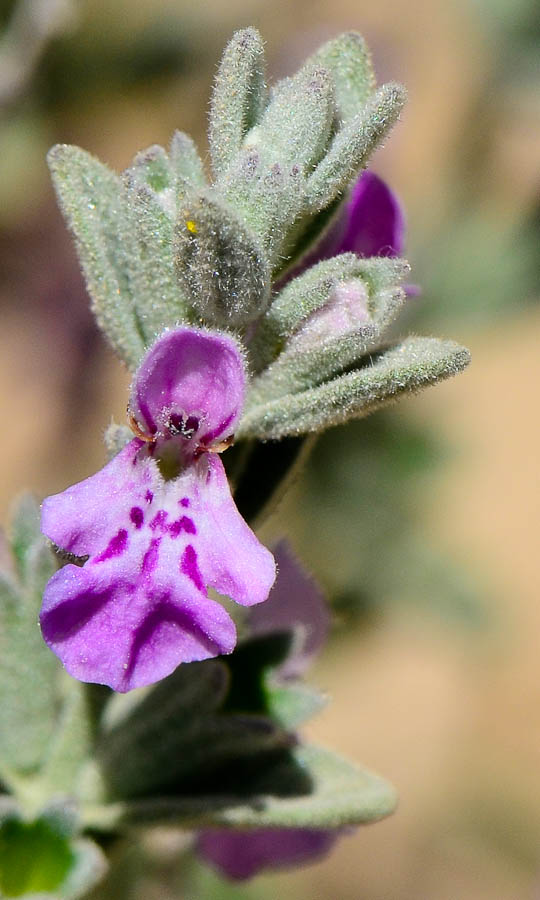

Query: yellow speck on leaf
[186,219,198,234]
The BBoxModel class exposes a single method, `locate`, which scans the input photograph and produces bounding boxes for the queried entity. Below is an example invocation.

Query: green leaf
[9,495,42,581]
[96,657,302,804]
[112,744,396,830]
[0,814,74,897]
[99,660,243,799]
[209,28,267,177]
[0,808,106,899]
[239,337,471,440]
[215,60,334,266]
[249,263,410,404]
[218,151,306,267]
[103,423,132,459]
[40,679,94,796]
[306,83,406,212]
[0,502,59,776]
[59,837,107,900]
[102,714,291,802]
[129,144,172,192]
[222,633,293,715]
[170,131,207,192]
[174,192,271,327]
[308,32,376,123]
[123,177,189,341]
[47,144,145,369]
[265,682,327,730]
[249,63,334,174]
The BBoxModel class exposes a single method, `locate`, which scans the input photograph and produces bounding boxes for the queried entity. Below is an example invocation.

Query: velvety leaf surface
[0,497,59,774]
[111,744,397,830]
[240,337,471,439]
[47,145,144,369]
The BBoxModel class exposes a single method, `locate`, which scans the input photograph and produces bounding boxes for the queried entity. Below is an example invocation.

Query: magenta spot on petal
[142,537,161,574]
[180,497,190,508]
[145,490,154,503]
[130,507,144,529]
[94,529,128,563]
[181,544,205,592]
[169,516,196,538]
[149,510,167,531]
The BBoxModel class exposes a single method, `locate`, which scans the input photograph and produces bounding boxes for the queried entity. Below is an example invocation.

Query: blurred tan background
[0,0,539,897]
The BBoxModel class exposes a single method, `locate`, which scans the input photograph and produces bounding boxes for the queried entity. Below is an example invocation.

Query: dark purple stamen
[167,413,184,436]
[169,516,197,538]
[130,507,144,529]
[184,415,199,435]
[167,413,199,440]
[181,544,205,592]
[94,529,128,563]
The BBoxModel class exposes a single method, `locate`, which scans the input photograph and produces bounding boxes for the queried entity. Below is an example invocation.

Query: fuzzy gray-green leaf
[209,27,267,177]
[266,682,327,729]
[248,63,334,174]
[40,678,94,795]
[306,82,406,211]
[116,743,397,829]
[47,144,144,369]
[240,337,471,439]
[218,149,306,265]
[0,531,59,774]
[9,493,42,581]
[130,144,172,192]
[170,130,207,193]
[104,423,133,459]
[175,192,271,328]
[124,178,189,341]
[103,715,291,801]
[309,32,376,123]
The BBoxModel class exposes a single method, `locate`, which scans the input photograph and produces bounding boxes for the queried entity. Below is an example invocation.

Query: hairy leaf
[240,337,471,439]
[48,144,144,369]
[209,28,268,177]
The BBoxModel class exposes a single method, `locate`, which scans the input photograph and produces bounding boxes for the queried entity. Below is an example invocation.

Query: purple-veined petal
[40,446,275,692]
[249,540,329,679]
[40,548,236,693]
[129,327,245,446]
[195,455,276,607]
[41,439,149,559]
[196,828,340,880]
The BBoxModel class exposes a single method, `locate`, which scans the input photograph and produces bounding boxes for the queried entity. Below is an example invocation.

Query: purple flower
[196,828,341,881]
[40,327,276,692]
